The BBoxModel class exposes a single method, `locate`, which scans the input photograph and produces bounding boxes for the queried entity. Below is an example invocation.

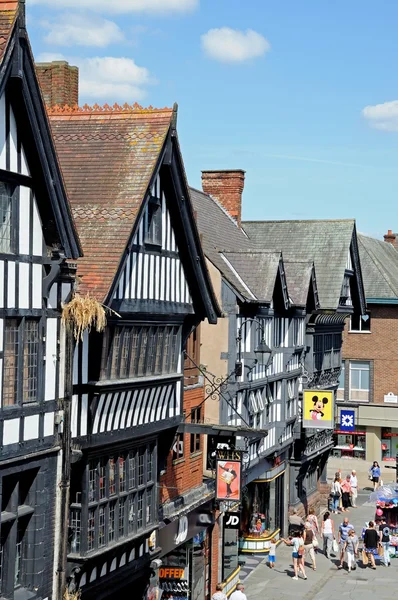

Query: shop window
[333,432,366,459]
[173,433,184,461]
[241,476,285,544]
[104,325,181,380]
[337,362,345,401]
[3,318,41,406]
[190,407,202,454]
[350,313,371,333]
[70,444,156,555]
[349,361,370,402]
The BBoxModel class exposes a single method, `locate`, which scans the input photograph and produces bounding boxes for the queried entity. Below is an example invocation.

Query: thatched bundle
[62,293,119,341]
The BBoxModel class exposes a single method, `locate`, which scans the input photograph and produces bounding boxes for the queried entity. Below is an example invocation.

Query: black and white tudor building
[46,101,219,599]
[0,2,82,600]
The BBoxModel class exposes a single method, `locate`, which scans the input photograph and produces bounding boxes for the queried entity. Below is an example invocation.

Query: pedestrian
[338,517,354,569]
[212,584,227,600]
[282,531,307,580]
[288,508,305,535]
[344,529,359,573]
[350,470,358,507]
[379,522,391,567]
[331,475,342,514]
[369,461,381,490]
[363,521,378,569]
[341,475,352,512]
[321,511,335,559]
[268,537,277,569]
[304,522,316,570]
[230,584,247,600]
[306,508,319,536]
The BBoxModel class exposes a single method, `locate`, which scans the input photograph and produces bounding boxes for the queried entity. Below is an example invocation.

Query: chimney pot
[384,229,398,249]
[201,169,245,227]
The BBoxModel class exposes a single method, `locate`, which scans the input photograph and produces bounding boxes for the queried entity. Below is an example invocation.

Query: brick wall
[210,513,221,593]
[342,305,398,402]
[36,61,79,108]
[160,385,204,502]
[201,170,245,227]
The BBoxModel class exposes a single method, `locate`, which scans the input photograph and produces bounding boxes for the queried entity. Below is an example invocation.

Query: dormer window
[144,196,162,246]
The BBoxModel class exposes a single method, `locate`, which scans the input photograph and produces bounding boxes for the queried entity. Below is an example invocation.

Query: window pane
[119,329,131,378]
[137,491,144,530]
[70,509,81,553]
[350,369,360,390]
[146,488,153,526]
[99,459,106,500]
[119,456,126,493]
[0,191,12,253]
[3,319,19,406]
[88,509,95,551]
[128,495,135,534]
[108,502,116,543]
[110,330,121,378]
[89,461,97,503]
[138,450,145,486]
[147,446,154,482]
[138,331,148,376]
[109,458,116,495]
[338,364,345,389]
[360,368,370,391]
[129,452,136,489]
[118,498,126,538]
[98,506,105,548]
[22,320,39,403]
[352,361,369,370]
[129,329,140,376]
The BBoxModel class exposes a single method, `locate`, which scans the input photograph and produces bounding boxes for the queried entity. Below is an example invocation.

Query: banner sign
[340,409,355,432]
[302,390,334,430]
[224,512,240,529]
[216,449,242,501]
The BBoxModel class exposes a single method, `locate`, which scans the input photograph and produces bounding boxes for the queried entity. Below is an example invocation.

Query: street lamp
[236,317,273,375]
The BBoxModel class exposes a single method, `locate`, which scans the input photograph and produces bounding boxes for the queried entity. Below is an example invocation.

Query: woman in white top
[321,511,335,560]
[331,476,342,514]
[282,531,307,580]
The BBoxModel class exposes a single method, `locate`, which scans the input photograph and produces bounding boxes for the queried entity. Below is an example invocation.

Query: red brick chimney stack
[35,61,79,108]
[201,169,245,227]
[383,229,398,248]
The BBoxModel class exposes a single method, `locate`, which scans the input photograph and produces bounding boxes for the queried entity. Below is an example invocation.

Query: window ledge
[189,451,203,459]
[172,457,185,466]
[348,331,371,334]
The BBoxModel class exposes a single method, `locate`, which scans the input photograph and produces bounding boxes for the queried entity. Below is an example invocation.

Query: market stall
[370,485,398,557]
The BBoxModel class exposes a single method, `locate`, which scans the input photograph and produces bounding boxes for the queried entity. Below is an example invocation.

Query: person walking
[341,475,352,512]
[331,476,342,514]
[350,470,358,507]
[304,522,316,570]
[230,584,247,600]
[363,521,378,569]
[344,529,359,573]
[268,537,277,569]
[306,508,319,535]
[321,511,335,559]
[282,531,307,580]
[212,584,227,600]
[369,461,381,490]
[338,517,354,569]
[379,522,391,567]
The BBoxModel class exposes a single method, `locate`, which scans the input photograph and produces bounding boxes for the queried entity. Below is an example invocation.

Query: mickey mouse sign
[302,390,334,429]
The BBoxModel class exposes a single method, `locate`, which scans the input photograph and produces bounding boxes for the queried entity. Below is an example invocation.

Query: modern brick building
[335,232,398,464]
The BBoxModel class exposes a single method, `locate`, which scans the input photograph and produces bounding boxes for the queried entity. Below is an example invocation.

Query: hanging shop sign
[302,390,334,430]
[339,409,355,432]
[158,502,215,556]
[216,449,242,502]
[224,512,240,529]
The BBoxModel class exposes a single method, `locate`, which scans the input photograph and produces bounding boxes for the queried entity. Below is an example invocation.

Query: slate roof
[49,104,174,300]
[0,1,18,64]
[243,219,355,310]
[358,234,398,300]
[284,260,317,307]
[222,251,282,302]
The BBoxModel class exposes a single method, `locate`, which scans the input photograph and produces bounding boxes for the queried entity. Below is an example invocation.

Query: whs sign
[224,512,240,529]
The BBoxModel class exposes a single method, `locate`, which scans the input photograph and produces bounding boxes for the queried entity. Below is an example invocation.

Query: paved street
[243,488,396,600]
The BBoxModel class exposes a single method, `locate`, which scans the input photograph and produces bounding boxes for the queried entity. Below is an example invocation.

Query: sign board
[224,512,240,529]
[302,390,334,430]
[339,409,355,432]
[384,392,398,404]
[158,502,214,556]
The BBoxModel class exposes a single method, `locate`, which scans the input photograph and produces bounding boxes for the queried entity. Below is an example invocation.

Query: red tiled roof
[48,103,174,301]
[0,1,18,64]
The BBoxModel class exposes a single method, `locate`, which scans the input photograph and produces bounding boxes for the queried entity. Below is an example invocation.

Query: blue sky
[27,0,398,238]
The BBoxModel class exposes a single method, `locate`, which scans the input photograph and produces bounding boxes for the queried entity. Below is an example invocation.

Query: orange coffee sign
[159,567,185,579]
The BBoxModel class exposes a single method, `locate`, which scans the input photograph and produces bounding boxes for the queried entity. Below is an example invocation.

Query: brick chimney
[35,61,79,108]
[201,169,245,227]
[383,229,398,249]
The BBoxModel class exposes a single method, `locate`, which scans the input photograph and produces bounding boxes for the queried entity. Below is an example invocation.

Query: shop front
[158,503,214,600]
[239,468,285,554]
[332,429,367,460]
[381,429,398,461]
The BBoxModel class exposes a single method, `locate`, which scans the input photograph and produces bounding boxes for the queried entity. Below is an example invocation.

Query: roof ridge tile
[47,102,173,116]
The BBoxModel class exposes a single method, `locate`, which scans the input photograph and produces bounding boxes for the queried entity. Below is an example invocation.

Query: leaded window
[3,318,41,406]
[144,197,162,246]
[73,444,156,555]
[104,325,181,380]
[0,183,14,254]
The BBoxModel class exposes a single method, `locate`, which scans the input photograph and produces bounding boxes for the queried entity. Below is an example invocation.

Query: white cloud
[30,0,197,14]
[42,14,123,47]
[36,54,154,101]
[362,101,398,132]
[201,27,270,63]
[36,52,66,62]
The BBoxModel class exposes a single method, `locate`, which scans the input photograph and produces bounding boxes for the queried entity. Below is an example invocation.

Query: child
[268,537,277,568]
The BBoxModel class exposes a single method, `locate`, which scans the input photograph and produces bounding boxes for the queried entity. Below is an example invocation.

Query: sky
[26,0,398,239]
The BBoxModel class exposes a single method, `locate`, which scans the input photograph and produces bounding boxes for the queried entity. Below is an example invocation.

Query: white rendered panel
[61,283,71,303]
[58,323,66,398]
[82,331,88,384]
[161,193,166,249]
[0,319,3,351]
[73,342,79,385]
[136,252,143,299]
[9,105,17,173]
[142,254,149,299]
[48,283,58,310]
[21,145,30,176]
[32,263,42,309]
[7,261,15,308]
[45,318,57,401]
[0,261,3,308]
[44,412,54,437]
[81,394,88,436]
[18,262,29,309]
[32,195,43,256]
[19,186,30,254]
[24,414,39,441]
[71,395,78,438]
[0,358,2,406]
[0,94,6,169]
[3,418,19,445]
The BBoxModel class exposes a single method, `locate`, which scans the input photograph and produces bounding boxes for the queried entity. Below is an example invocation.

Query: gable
[111,172,192,313]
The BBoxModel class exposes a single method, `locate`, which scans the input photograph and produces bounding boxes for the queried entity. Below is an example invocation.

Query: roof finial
[19,0,26,29]
[172,102,178,130]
